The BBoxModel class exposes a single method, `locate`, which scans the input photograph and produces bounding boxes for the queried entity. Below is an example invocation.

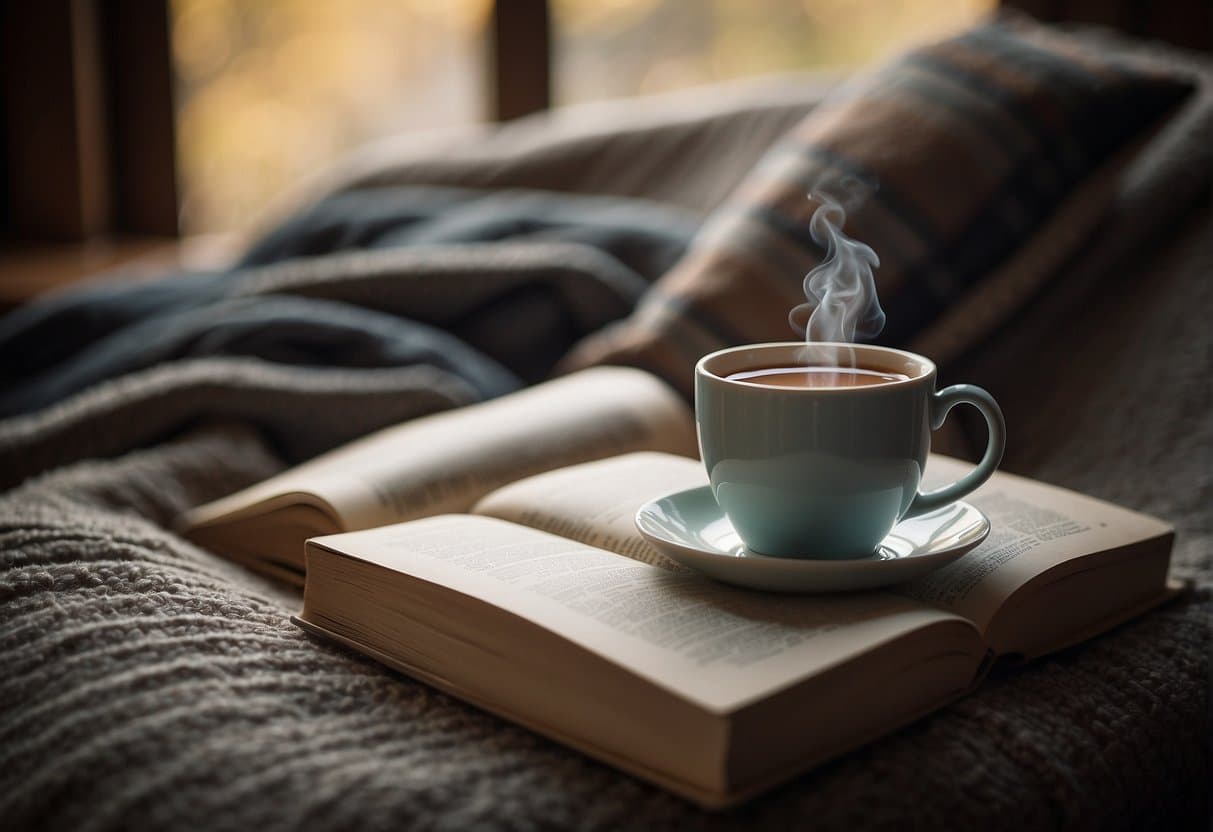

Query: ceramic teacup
[695,342,1005,559]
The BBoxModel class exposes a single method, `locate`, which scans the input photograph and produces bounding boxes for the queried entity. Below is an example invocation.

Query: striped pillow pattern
[560,12,1193,395]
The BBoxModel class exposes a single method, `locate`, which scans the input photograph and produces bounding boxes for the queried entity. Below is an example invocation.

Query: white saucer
[635,486,990,593]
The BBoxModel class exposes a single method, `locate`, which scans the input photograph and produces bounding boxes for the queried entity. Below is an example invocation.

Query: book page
[310,515,974,714]
[183,367,696,533]
[896,457,1173,633]
[472,452,708,570]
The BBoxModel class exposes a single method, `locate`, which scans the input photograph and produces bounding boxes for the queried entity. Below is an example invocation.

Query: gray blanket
[0,186,697,488]
[2,47,1210,831]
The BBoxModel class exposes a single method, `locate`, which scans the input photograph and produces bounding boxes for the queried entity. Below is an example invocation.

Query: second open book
[182,367,1175,807]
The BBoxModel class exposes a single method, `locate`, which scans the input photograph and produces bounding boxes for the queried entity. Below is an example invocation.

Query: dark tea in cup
[724,366,910,389]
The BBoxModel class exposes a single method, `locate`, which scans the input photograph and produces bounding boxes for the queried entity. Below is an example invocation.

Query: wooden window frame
[1,0,178,243]
[0,0,551,252]
[490,0,552,122]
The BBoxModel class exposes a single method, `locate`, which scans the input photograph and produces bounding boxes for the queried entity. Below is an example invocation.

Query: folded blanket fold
[0,187,698,478]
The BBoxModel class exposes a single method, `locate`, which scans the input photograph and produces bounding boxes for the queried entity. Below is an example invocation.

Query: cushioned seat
[1,21,1209,831]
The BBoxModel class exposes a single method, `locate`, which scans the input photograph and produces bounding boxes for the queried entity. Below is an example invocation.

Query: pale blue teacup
[695,342,1005,559]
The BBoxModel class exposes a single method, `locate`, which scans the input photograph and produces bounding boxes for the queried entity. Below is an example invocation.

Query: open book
[181,367,698,583]
[295,451,1175,808]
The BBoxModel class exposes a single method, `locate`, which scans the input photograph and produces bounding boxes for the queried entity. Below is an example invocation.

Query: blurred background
[170,0,993,234]
[1,0,1209,307]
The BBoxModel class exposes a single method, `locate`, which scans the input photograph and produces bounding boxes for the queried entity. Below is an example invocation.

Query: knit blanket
[0,185,698,489]
[2,48,1210,830]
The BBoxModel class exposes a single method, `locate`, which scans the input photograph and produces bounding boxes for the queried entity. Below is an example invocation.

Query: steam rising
[789,179,885,366]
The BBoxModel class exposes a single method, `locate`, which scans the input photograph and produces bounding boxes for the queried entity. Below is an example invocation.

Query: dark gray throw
[0,186,695,489]
[0,186,696,415]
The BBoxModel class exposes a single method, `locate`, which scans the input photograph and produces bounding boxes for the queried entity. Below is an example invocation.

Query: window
[554,0,993,105]
[170,0,994,235]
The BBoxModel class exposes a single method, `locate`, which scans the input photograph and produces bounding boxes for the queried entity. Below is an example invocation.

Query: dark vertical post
[100,0,180,237]
[0,0,179,242]
[1,0,112,240]
[489,0,552,122]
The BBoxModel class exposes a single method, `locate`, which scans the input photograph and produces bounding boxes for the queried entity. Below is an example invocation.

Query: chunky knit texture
[0,423,1207,831]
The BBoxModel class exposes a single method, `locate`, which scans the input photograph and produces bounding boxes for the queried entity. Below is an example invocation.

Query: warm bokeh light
[171,0,490,233]
[172,0,994,234]
[554,0,995,102]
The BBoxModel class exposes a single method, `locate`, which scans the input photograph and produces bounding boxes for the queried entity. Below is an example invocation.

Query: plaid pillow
[559,12,1194,395]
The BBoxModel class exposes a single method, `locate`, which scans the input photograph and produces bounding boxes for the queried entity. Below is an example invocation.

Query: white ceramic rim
[696,341,936,393]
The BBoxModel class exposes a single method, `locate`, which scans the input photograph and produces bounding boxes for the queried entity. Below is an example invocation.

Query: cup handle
[905,384,1006,518]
